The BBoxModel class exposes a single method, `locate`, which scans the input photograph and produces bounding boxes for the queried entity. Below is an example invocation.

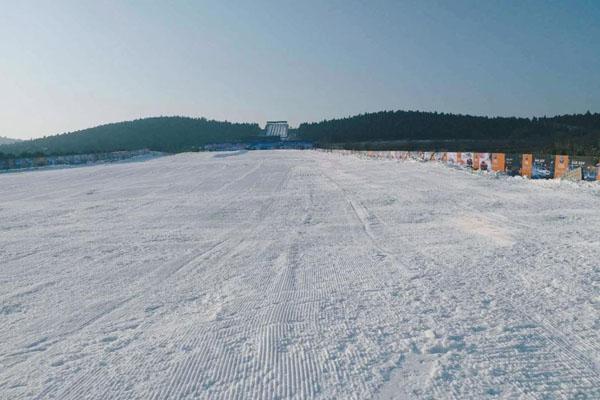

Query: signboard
[505,154,521,176]
[532,155,554,179]
[477,153,491,171]
[554,155,569,179]
[521,154,533,177]
[461,152,473,168]
[472,153,480,170]
[491,153,506,172]
[570,156,598,181]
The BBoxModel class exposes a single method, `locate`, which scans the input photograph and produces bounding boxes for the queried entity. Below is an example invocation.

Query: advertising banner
[554,155,569,178]
[461,152,473,168]
[571,156,598,181]
[472,153,480,170]
[491,153,506,172]
[477,153,491,171]
[505,154,521,176]
[521,154,533,177]
[532,155,554,179]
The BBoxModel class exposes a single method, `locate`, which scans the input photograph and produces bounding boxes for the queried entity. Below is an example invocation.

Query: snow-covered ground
[1,150,598,399]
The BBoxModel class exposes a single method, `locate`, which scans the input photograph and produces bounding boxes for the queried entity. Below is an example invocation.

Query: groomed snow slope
[1,150,599,399]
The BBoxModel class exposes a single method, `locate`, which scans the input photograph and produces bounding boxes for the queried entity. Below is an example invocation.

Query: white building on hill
[265,121,288,139]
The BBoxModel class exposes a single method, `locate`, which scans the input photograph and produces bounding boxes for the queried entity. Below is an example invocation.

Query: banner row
[321,149,600,181]
[0,149,159,171]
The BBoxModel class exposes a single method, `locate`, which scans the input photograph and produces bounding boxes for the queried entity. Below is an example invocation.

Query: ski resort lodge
[265,121,289,140]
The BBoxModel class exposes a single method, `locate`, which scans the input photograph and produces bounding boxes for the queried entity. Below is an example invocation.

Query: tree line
[295,111,600,156]
[0,117,262,159]
[2,111,600,159]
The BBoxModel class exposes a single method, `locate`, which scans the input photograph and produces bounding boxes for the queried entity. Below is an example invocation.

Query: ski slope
[1,150,599,399]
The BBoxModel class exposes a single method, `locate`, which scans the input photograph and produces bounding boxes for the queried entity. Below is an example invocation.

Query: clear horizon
[2,0,599,140]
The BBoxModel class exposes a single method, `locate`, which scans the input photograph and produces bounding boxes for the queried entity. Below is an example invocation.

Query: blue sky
[1,0,599,139]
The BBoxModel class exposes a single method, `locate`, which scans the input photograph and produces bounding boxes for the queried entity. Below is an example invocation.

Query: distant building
[264,121,289,139]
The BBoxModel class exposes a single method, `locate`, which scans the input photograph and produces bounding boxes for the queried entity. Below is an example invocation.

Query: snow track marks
[1,151,599,399]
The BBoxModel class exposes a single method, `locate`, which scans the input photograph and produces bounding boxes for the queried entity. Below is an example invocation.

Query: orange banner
[554,155,569,178]
[472,153,480,170]
[521,154,533,177]
[491,153,505,172]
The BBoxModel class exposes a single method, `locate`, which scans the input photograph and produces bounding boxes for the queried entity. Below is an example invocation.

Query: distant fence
[318,149,600,181]
[0,149,161,172]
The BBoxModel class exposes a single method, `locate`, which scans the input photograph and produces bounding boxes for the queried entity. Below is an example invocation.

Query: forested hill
[0,117,262,157]
[3,111,600,158]
[296,111,600,155]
